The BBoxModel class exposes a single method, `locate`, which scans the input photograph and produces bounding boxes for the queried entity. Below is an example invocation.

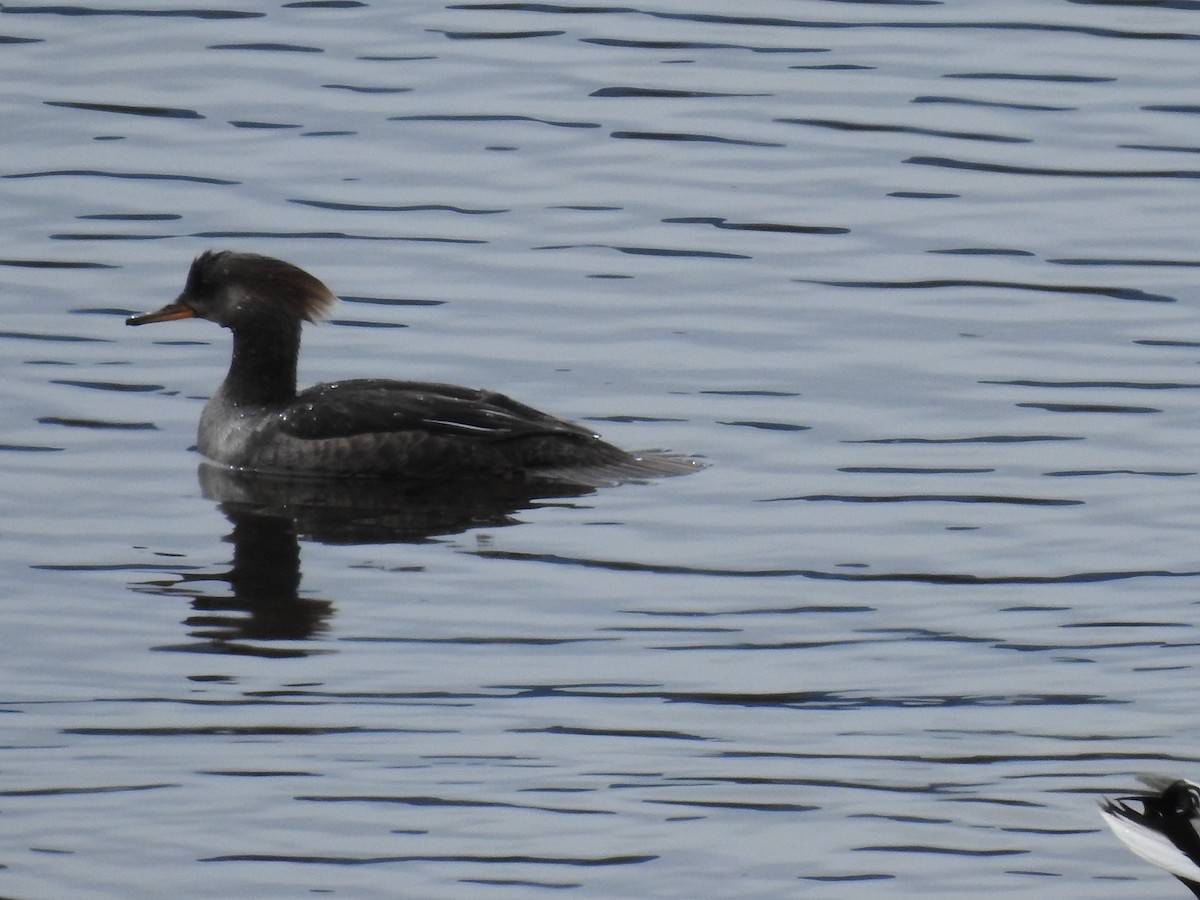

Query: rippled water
[5,2,1200,897]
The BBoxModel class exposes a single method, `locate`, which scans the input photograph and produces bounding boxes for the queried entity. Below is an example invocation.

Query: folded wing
[281,379,598,444]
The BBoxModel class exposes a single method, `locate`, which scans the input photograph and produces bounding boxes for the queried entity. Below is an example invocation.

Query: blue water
[4,2,1200,897]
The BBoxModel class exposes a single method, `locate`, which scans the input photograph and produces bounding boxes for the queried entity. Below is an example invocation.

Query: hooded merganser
[1100,775,1200,897]
[128,250,700,483]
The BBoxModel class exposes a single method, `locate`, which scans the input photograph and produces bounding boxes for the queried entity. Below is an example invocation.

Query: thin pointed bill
[127,302,195,326]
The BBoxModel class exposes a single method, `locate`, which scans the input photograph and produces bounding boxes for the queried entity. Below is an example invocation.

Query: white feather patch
[1100,804,1200,884]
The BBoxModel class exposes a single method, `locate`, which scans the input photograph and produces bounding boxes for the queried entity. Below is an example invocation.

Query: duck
[127,250,700,484]
[1099,775,1200,897]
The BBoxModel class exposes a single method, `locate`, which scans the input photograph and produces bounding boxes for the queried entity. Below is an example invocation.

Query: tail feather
[530,449,705,488]
[1099,778,1200,897]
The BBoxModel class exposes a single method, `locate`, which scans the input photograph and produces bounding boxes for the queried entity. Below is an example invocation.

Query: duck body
[199,375,645,479]
[1100,775,1200,897]
[129,251,698,484]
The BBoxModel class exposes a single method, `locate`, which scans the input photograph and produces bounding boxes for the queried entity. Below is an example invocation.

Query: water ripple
[647,798,818,812]
[501,685,1114,710]
[591,86,771,98]
[907,154,1200,180]
[855,844,1027,858]
[848,435,1082,444]
[0,6,262,18]
[800,277,1176,304]
[610,131,784,147]
[191,230,486,244]
[297,793,617,815]
[778,117,1030,144]
[44,100,204,119]
[1014,402,1160,414]
[37,416,155,430]
[2,169,238,185]
[911,95,1074,112]
[389,113,599,128]
[943,72,1115,83]
[200,852,656,866]
[765,494,1082,506]
[643,11,1200,41]
[1049,256,1200,267]
[432,28,566,40]
[664,216,848,235]
[536,243,751,259]
[209,42,324,53]
[981,379,1200,390]
[50,379,164,393]
[473,550,1200,585]
[1,783,177,797]
[321,84,411,94]
[65,725,401,737]
[582,37,828,53]
[0,329,109,342]
[289,199,508,214]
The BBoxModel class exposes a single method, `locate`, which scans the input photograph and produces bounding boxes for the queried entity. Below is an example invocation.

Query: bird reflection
[138,463,594,656]
[179,502,327,654]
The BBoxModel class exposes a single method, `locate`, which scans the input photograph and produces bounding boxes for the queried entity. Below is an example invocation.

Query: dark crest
[188,250,337,322]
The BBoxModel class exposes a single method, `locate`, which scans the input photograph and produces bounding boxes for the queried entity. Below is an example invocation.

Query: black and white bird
[1099,775,1200,897]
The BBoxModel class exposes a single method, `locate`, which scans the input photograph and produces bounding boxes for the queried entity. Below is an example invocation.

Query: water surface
[3,2,1200,898]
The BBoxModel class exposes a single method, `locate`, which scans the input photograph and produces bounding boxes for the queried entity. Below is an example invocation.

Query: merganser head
[127,250,336,330]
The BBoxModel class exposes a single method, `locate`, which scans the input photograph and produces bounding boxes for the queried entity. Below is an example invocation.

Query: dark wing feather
[280,379,598,443]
